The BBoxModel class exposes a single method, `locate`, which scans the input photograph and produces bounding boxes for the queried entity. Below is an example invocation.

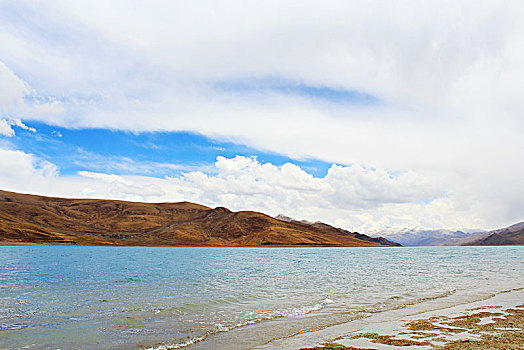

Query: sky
[0,0,523,233]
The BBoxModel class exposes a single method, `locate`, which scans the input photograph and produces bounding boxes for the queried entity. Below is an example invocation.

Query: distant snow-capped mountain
[368,227,488,246]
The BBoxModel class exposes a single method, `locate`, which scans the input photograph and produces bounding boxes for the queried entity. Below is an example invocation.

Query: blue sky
[0,1,523,232]
[5,121,334,178]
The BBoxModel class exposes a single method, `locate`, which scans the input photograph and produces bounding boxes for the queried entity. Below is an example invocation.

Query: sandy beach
[298,289,523,350]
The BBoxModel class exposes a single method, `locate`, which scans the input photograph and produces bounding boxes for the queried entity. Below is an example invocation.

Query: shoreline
[255,288,524,350]
[0,242,397,248]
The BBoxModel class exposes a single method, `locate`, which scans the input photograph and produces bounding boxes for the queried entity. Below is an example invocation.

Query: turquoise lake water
[0,246,523,349]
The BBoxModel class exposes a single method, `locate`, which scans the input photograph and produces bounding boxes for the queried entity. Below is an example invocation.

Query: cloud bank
[0,149,498,232]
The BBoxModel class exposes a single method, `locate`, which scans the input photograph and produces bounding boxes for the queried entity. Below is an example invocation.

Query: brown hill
[464,222,524,246]
[0,190,394,247]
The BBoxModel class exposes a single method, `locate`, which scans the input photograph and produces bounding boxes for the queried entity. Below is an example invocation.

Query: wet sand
[301,298,523,349]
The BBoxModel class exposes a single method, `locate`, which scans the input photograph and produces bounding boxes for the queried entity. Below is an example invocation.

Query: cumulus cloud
[174,156,442,212]
[0,148,485,231]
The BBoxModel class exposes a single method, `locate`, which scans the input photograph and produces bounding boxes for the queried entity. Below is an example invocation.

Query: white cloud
[323,165,439,209]
[175,156,442,212]
[0,148,57,189]
[79,187,95,196]
[0,61,28,109]
[0,120,14,137]
[10,119,36,133]
[0,118,37,137]
[0,59,63,121]
[78,171,134,186]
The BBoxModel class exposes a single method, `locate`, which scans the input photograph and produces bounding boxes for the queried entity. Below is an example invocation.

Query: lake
[0,246,523,349]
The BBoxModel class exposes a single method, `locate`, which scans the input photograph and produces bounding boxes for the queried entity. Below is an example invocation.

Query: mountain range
[369,222,524,246]
[1,190,521,247]
[0,190,396,247]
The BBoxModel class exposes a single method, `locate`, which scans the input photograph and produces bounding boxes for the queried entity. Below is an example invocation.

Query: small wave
[275,298,334,318]
[144,298,334,349]
[368,289,457,314]
[145,336,206,350]
[150,296,244,315]
[415,289,457,303]
[212,297,334,332]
